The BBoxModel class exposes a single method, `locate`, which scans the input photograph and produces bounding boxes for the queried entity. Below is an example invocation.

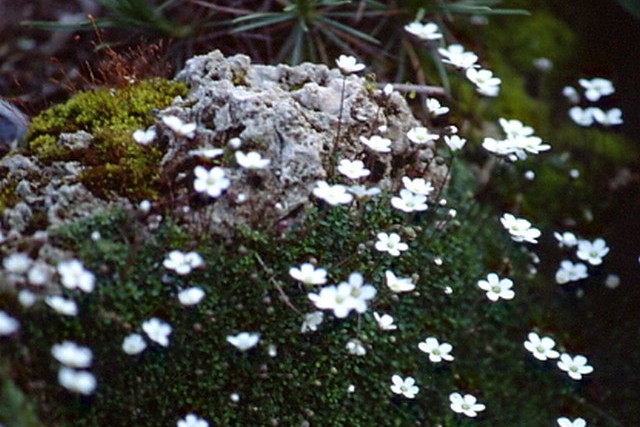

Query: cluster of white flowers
[163,250,204,275]
[524,332,594,381]
[58,259,96,293]
[52,341,96,395]
[554,234,609,285]
[483,118,550,161]
[565,78,622,127]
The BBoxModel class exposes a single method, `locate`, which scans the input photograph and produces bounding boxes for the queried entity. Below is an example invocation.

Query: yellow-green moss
[0,179,19,212]
[26,79,188,201]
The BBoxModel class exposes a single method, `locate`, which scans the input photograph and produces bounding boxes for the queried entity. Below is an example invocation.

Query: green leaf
[315,15,381,45]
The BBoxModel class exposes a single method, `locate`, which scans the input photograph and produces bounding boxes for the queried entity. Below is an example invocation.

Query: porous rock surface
[0,50,446,271]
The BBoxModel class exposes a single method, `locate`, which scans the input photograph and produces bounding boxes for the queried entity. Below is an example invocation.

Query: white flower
[226,332,260,351]
[235,151,271,169]
[28,262,53,286]
[499,118,535,139]
[0,311,19,336]
[401,177,434,196]
[418,337,454,362]
[383,83,394,96]
[569,106,595,127]
[313,181,353,206]
[523,332,560,361]
[391,189,428,213]
[188,147,224,159]
[51,341,92,368]
[555,260,589,285]
[360,135,392,153]
[406,126,439,144]
[300,311,324,333]
[449,392,486,417]
[335,55,365,74]
[554,231,578,248]
[343,272,377,314]
[345,338,366,356]
[45,295,78,316]
[347,185,381,199]
[338,159,370,179]
[557,417,587,427]
[578,77,614,102]
[592,107,623,126]
[289,263,328,285]
[500,213,541,244]
[477,273,515,301]
[178,414,209,427]
[122,333,147,355]
[2,252,31,274]
[576,238,610,265]
[604,274,620,289]
[162,115,197,138]
[229,137,242,149]
[557,353,594,380]
[18,290,36,308]
[373,312,397,331]
[482,137,519,157]
[562,86,580,104]
[308,283,354,318]
[163,250,203,275]
[444,135,467,151]
[142,318,172,347]
[425,98,449,116]
[390,375,419,399]
[132,127,157,145]
[466,68,501,96]
[58,367,96,395]
[404,21,442,40]
[193,166,230,198]
[58,259,95,293]
[178,287,206,306]
[384,270,415,293]
[438,44,478,69]
[375,232,409,257]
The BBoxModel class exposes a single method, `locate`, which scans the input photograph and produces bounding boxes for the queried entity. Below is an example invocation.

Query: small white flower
[193,166,230,198]
[58,259,95,293]
[555,260,589,285]
[313,181,353,206]
[235,151,271,169]
[308,283,354,318]
[592,107,623,126]
[466,68,501,96]
[390,375,419,398]
[139,199,152,213]
[58,367,96,395]
[229,392,240,402]
[122,333,147,355]
[425,98,449,116]
[345,338,366,356]
[401,177,434,196]
[18,290,36,308]
[375,232,409,257]
[385,270,415,293]
[562,86,580,104]
[449,392,486,417]
[343,272,376,314]
[132,127,157,145]
[28,262,53,286]
[163,250,203,275]
[576,238,610,265]
[383,83,394,96]
[604,274,620,289]
[477,273,515,301]
[229,137,242,149]
[162,115,197,138]
[226,332,260,351]
[51,341,93,368]
[568,106,595,127]
[500,213,541,244]
[45,295,78,316]
[523,332,560,361]
[338,159,370,180]
[360,135,392,153]
[0,311,19,336]
[300,311,324,333]
[418,337,454,362]
[177,414,210,427]
[289,263,328,285]
[404,21,442,40]
[499,118,535,139]
[557,417,587,427]
[335,55,365,74]
[2,252,32,274]
[578,77,614,102]
[438,44,478,69]
[188,147,224,159]
[142,318,172,347]
[391,189,428,213]
[407,126,439,145]
[373,312,397,330]
[557,353,594,380]
[554,231,578,248]
[178,287,206,306]
[347,185,381,199]
[444,135,467,151]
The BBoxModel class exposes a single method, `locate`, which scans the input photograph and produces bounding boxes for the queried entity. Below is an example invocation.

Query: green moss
[0,179,19,212]
[25,79,188,201]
